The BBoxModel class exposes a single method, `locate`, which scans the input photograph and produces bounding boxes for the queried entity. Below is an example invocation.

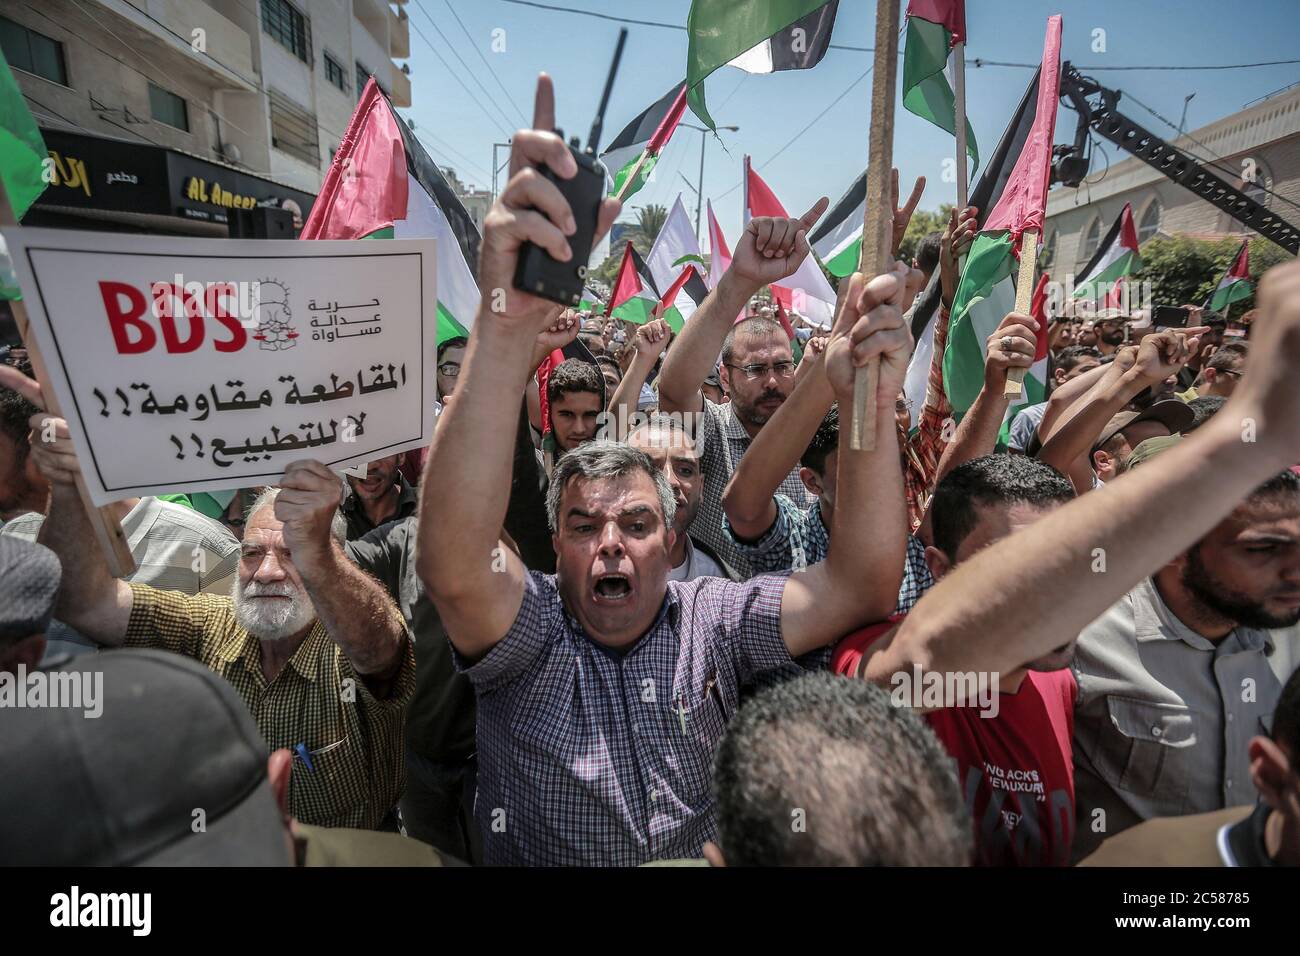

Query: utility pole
[678,124,739,243]
[491,141,511,202]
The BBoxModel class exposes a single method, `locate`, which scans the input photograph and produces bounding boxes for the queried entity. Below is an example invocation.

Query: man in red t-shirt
[833,455,1079,866]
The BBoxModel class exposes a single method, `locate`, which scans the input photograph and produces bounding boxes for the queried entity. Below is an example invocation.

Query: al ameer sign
[184,177,259,210]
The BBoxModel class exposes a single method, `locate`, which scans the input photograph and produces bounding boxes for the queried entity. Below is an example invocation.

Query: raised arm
[607,317,671,440]
[416,75,619,659]
[780,266,917,656]
[933,310,1038,481]
[657,197,829,415]
[722,340,833,540]
[274,460,406,684]
[0,366,133,645]
[1038,328,1204,493]
[866,260,1300,683]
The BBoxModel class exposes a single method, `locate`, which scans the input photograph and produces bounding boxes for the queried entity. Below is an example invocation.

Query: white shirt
[666,536,725,582]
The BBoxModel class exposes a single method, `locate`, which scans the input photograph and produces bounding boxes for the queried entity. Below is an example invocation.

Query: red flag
[657,265,697,313]
[647,85,689,157]
[300,79,407,239]
[982,16,1062,242]
[906,0,966,43]
[1030,272,1051,361]
[609,242,643,311]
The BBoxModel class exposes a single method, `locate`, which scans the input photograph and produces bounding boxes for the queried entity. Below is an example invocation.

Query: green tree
[898,204,953,265]
[631,203,669,250]
[1134,234,1292,315]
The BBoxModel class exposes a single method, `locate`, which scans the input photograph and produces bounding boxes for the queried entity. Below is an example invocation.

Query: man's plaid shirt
[722,496,935,614]
[455,570,795,866]
[690,399,815,579]
[125,583,415,829]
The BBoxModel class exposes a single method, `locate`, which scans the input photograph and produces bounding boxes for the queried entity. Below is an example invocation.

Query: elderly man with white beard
[9,373,414,830]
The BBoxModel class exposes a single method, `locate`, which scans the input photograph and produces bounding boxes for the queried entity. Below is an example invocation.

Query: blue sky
[400,0,1300,246]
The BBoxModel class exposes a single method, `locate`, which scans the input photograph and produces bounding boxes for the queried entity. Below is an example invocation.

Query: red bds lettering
[205,283,247,353]
[99,281,155,354]
[151,282,203,353]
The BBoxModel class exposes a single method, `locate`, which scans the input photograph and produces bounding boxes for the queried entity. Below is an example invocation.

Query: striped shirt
[124,583,415,829]
[456,570,794,866]
[723,495,935,614]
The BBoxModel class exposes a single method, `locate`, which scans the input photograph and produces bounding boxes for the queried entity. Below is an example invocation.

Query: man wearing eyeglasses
[658,202,831,579]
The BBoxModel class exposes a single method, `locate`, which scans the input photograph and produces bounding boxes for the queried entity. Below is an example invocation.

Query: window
[261,0,310,63]
[268,89,319,165]
[355,61,370,97]
[1080,217,1101,261]
[324,51,348,93]
[148,82,189,132]
[1137,199,1161,243]
[0,15,67,86]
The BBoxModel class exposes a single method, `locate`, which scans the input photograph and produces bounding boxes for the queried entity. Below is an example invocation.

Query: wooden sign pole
[0,181,136,576]
[850,0,902,451]
[1004,230,1039,396]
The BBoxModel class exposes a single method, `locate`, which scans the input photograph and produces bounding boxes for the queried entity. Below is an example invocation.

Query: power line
[494,0,1300,71]
[445,0,529,127]
[400,113,494,183]
[1120,89,1300,215]
[715,64,873,202]
[409,2,515,137]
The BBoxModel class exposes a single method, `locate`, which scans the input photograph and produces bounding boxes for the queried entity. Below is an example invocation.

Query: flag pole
[850,0,902,451]
[0,181,136,576]
[954,40,969,210]
[1004,230,1039,396]
[614,150,651,203]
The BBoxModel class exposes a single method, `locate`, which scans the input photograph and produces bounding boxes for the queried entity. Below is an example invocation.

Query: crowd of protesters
[1,76,1298,868]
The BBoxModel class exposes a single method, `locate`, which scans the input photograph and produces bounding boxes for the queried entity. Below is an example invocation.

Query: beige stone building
[1043,85,1300,276]
[3,0,412,198]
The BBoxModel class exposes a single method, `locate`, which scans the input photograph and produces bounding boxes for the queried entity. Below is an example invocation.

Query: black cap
[0,649,291,866]
[0,535,61,641]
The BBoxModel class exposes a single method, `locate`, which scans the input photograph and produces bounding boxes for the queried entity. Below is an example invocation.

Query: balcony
[108,0,256,90]
[389,6,410,59]
[390,62,411,108]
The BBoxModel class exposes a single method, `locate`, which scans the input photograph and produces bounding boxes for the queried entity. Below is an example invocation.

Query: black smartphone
[513,134,605,307]
[1152,305,1191,329]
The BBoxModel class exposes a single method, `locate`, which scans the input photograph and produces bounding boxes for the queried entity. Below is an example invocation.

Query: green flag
[686,0,837,129]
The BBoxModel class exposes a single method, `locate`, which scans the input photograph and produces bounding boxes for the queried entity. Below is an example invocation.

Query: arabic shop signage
[168,152,313,228]
[2,226,438,505]
[183,177,258,211]
[36,129,168,215]
[32,130,315,228]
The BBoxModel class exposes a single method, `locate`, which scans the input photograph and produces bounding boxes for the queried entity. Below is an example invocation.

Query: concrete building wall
[1044,86,1300,276]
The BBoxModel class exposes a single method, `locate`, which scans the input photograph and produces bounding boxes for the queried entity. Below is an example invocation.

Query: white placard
[3,228,438,506]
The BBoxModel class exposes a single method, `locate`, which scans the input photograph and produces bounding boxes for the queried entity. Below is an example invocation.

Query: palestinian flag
[706,199,732,290]
[902,0,978,174]
[1208,240,1252,311]
[1072,202,1142,306]
[577,286,605,314]
[300,78,479,347]
[944,16,1061,421]
[0,47,49,298]
[686,0,838,129]
[600,83,688,201]
[647,195,708,324]
[610,242,661,326]
[809,169,865,277]
[744,157,836,328]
